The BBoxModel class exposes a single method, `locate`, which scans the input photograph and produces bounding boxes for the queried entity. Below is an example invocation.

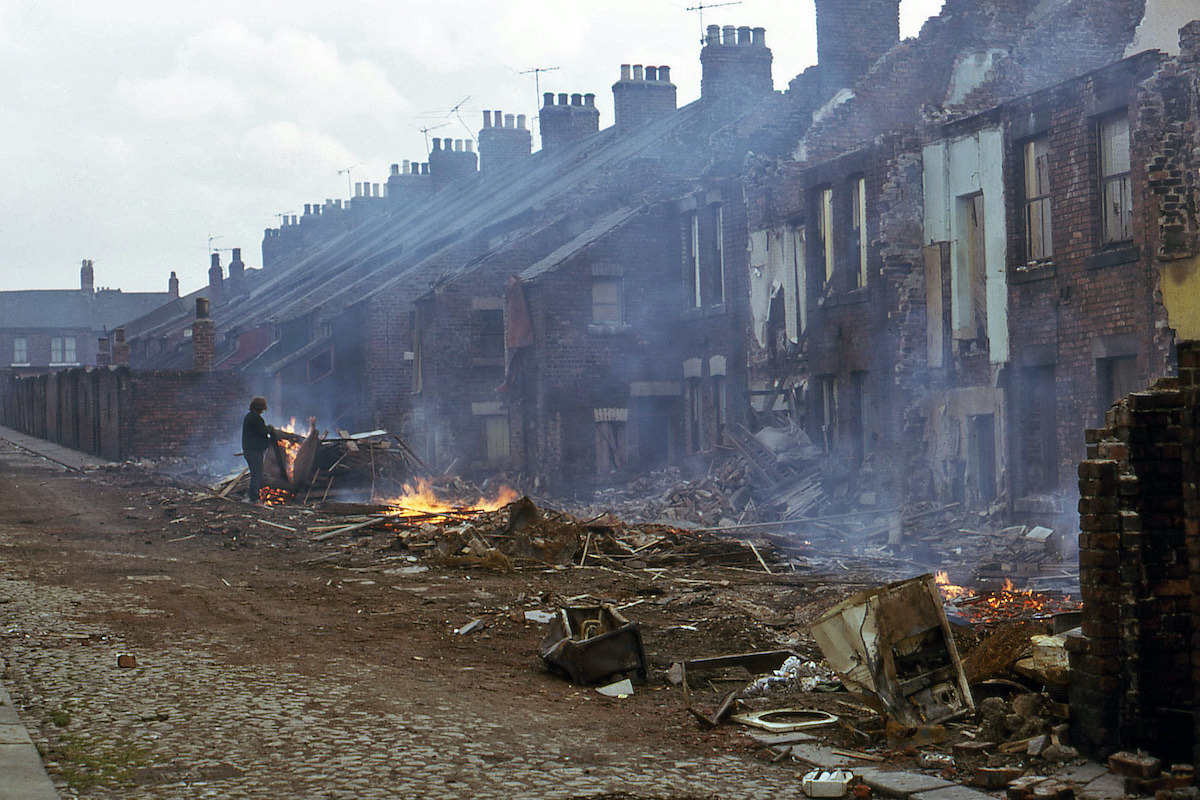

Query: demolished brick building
[4,1,1198,505]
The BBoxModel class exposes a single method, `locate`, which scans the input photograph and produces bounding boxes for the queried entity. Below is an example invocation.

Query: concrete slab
[857,768,954,798]
[1078,773,1125,800]
[1057,762,1108,784]
[0,681,60,799]
[746,730,819,746]
[913,785,997,800]
[788,744,875,770]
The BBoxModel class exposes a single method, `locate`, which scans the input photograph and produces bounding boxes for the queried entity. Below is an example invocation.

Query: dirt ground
[2,443,923,797]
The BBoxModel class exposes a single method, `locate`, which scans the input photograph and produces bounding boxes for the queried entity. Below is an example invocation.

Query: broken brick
[1110,751,1164,779]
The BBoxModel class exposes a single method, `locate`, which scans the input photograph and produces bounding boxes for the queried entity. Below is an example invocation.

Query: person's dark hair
[249,396,268,412]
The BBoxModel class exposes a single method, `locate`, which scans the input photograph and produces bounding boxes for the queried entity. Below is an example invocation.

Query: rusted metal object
[810,574,974,726]
[677,649,797,727]
[540,605,647,686]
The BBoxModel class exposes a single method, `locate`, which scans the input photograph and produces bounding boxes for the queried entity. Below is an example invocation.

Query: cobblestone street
[0,440,813,799]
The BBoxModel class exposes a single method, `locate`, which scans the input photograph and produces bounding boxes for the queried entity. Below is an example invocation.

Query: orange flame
[387,478,519,520]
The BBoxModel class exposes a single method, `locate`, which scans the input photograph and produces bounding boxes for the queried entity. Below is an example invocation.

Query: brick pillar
[1179,341,1200,767]
[111,328,130,367]
[95,337,111,367]
[192,298,215,372]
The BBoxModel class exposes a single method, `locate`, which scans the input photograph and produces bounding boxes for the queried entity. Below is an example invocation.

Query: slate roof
[0,289,170,333]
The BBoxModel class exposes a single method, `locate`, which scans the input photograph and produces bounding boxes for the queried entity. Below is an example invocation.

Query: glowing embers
[935,571,1080,627]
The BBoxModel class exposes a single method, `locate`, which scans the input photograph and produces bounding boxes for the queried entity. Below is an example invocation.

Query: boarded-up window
[484,415,510,463]
[595,421,627,473]
[592,277,621,324]
[1024,138,1053,261]
[956,193,987,344]
[1099,113,1132,244]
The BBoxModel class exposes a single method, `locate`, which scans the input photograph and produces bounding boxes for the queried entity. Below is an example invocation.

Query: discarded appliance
[540,605,647,686]
[730,708,839,733]
[802,769,854,798]
[809,574,974,725]
[674,649,798,728]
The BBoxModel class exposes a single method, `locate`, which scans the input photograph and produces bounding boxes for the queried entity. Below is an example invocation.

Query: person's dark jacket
[242,411,272,454]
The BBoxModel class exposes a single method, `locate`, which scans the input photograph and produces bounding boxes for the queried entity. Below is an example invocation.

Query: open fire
[935,570,1080,626]
[385,478,519,523]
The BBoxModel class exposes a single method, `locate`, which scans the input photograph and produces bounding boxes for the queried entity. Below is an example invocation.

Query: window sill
[1086,244,1139,270]
[680,304,727,320]
[1009,261,1056,284]
[588,323,633,335]
[9,363,30,368]
[49,362,80,368]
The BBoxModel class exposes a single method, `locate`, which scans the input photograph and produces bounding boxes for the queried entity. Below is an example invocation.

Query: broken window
[816,188,834,287]
[1099,113,1132,245]
[591,277,622,324]
[850,371,871,461]
[711,375,727,446]
[1023,138,1053,261]
[966,414,997,504]
[851,177,868,288]
[1016,365,1058,495]
[708,203,725,306]
[814,375,836,452]
[686,377,703,452]
[306,347,333,383]
[1097,354,1140,423]
[595,420,627,473]
[475,309,505,358]
[686,212,701,308]
[50,336,75,364]
[12,337,26,364]
[483,414,510,463]
[955,193,987,345]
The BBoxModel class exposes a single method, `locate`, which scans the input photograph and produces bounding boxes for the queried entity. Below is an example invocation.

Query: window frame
[1098,112,1132,246]
[1023,137,1053,262]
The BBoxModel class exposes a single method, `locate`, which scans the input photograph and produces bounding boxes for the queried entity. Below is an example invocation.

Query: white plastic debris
[595,678,634,698]
[523,610,555,623]
[802,769,853,798]
[455,619,484,635]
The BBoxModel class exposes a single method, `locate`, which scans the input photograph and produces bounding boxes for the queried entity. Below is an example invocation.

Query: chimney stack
[613,63,678,133]
[168,271,179,300]
[208,253,224,307]
[539,90,600,152]
[478,107,532,175]
[814,0,899,96]
[95,336,111,367]
[80,259,94,294]
[700,22,773,104]
[112,328,129,368]
[192,299,214,372]
[428,133,479,188]
[228,247,246,297]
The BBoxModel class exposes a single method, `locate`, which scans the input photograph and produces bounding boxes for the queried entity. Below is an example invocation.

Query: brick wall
[1072,345,1197,762]
[0,367,246,463]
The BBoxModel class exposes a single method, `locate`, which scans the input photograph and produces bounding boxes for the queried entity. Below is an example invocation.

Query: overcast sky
[0,0,945,294]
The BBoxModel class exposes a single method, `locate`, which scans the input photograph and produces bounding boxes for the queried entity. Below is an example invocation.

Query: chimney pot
[723,25,736,45]
[493,109,502,123]
[465,140,474,153]
[706,24,720,44]
[633,65,644,81]
[571,93,582,105]
[454,139,462,151]
[621,64,632,80]
[646,66,657,81]
[504,113,515,128]
[517,113,526,129]
[738,25,751,45]
[584,93,595,106]
[557,93,568,105]
[421,162,429,175]
[391,163,400,175]
[483,109,492,127]
[373,183,380,196]
[432,137,441,150]
[196,297,209,319]
[543,92,554,106]
[354,182,362,196]
[210,253,220,270]
[659,66,671,82]
[753,27,766,46]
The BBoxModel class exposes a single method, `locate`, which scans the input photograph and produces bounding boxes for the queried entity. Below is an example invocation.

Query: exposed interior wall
[747,226,803,348]
[1126,0,1198,56]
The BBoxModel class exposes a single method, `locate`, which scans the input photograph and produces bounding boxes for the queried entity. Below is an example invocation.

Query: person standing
[242,396,274,504]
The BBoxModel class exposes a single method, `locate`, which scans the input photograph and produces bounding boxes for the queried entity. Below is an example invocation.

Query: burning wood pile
[213,421,433,504]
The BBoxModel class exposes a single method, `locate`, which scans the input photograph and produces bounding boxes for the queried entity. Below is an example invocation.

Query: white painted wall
[922,127,1009,363]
